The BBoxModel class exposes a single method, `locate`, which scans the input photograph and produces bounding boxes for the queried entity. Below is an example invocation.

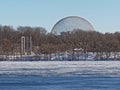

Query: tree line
[0,25,120,59]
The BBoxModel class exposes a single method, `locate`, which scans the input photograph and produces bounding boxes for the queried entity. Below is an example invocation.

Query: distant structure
[21,36,25,55]
[51,16,95,35]
[21,36,32,55]
[29,36,32,54]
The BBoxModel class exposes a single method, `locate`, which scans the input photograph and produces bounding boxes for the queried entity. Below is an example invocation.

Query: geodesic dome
[51,16,94,35]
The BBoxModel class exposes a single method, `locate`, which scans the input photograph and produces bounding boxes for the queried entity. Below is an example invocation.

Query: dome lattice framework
[51,16,94,35]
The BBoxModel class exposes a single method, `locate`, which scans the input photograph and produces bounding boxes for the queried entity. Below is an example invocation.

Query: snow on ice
[0,61,120,77]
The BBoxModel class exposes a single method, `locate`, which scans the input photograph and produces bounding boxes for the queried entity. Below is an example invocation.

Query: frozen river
[0,61,120,90]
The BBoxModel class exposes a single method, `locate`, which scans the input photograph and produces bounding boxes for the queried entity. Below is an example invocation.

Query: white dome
[51,16,94,35]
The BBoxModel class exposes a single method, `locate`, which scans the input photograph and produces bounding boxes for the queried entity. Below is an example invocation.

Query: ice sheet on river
[0,61,120,77]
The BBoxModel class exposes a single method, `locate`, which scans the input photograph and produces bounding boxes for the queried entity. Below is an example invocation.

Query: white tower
[30,36,32,54]
[21,36,25,55]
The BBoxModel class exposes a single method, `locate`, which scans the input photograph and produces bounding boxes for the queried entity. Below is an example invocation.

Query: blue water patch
[0,75,120,90]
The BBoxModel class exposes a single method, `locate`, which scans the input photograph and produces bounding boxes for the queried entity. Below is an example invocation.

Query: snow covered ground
[0,61,120,77]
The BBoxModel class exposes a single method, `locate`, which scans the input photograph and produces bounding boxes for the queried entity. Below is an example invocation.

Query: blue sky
[0,0,120,33]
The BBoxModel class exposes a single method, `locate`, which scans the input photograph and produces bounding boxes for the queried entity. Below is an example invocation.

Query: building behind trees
[0,25,120,60]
